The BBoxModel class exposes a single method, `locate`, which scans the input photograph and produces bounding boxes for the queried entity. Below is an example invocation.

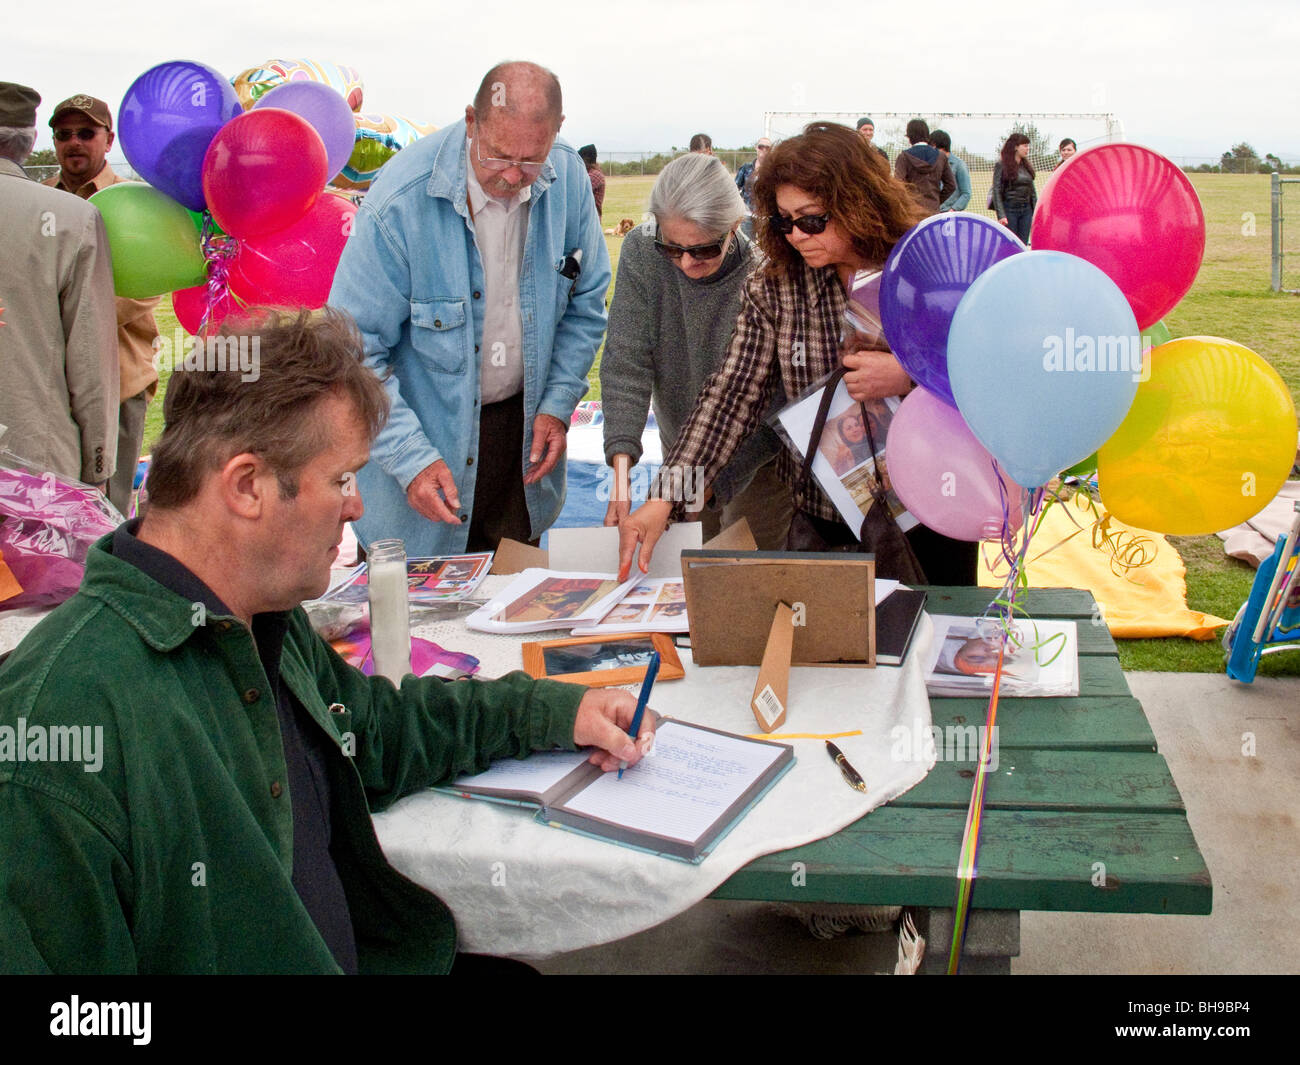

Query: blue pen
[618,651,660,779]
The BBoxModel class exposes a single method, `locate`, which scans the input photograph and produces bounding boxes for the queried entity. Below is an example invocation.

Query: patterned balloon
[231,58,364,112]
[333,112,439,191]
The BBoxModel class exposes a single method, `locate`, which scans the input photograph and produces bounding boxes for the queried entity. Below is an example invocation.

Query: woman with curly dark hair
[991,132,1036,243]
[617,122,979,585]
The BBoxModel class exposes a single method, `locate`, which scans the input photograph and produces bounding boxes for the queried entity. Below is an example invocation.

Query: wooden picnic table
[711,587,1212,972]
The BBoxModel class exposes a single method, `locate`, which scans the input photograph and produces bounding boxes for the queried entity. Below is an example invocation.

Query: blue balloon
[880,214,1024,407]
[118,61,242,211]
[948,251,1141,488]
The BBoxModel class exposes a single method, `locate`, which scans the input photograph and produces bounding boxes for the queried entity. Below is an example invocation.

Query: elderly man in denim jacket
[330,61,609,556]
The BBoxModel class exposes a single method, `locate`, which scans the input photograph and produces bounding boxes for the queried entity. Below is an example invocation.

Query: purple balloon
[880,214,1024,407]
[254,82,357,183]
[118,61,242,210]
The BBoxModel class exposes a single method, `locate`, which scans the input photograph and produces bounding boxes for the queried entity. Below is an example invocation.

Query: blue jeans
[1005,204,1034,245]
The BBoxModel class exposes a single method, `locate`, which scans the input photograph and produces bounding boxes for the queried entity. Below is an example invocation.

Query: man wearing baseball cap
[0,83,118,489]
[45,94,160,517]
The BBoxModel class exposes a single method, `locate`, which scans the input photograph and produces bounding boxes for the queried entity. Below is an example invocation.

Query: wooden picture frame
[521,632,685,687]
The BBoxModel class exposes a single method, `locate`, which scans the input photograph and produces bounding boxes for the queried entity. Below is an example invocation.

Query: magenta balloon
[172,283,244,335]
[201,108,328,238]
[229,193,358,307]
[1033,144,1205,329]
[253,81,357,183]
[887,387,1026,542]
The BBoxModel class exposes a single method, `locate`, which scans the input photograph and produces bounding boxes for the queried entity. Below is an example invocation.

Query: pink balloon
[201,108,328,238]
[229,192,357,307]
[888,387,1026,542]
[1033,144,1205,329]
[171,282,243,335]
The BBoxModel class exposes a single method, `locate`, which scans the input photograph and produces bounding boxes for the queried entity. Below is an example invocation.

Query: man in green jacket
[0,308,654,975]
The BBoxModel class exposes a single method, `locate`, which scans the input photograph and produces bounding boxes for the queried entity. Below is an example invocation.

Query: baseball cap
[0,82,41,127]
[49,94,113,131]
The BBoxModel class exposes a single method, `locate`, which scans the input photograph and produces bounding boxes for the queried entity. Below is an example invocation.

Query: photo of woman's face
[840,411,865,443]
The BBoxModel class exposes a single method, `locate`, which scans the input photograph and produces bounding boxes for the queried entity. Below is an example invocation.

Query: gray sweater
[600,223,780,505]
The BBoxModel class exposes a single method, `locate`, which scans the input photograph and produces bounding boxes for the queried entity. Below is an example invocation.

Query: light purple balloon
[888,387,1026,542]
[254,81,356,182]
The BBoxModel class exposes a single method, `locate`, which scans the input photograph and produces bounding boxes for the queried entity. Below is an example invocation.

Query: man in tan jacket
[45,94,160,515]
[0,83,118,490]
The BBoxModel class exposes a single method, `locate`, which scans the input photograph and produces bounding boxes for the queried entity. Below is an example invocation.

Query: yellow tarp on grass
[979,498,1229,640]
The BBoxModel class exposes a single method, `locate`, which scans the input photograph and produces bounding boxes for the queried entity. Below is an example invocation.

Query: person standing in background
[0,83,117,491]
[929,129,971,212]
[44,94,160,515]
[894,118,956,216]
[992,133,1036,244]
[578,143,604,218]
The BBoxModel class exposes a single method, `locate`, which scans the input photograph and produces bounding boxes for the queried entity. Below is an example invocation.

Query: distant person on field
[1058,137,1077,163]
[734,136,771,212]
[991,133,1036,243]
[579,143,604,218]
[929,129,970,211]
[894,118,956,216]
[689,133,713,155]
[855,116,889,169]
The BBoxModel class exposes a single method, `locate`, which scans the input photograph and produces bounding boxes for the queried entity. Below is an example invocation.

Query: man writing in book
[0,309,654,975]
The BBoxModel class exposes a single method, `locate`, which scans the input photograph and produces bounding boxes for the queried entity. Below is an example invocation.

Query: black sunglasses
[769,211,831,235]
[653,229,728,261]
[53,128,101,142]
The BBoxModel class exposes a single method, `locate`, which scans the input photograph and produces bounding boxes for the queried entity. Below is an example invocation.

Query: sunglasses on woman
[653,229,728,261]
[769,211,831,235]
[53,128,101,142]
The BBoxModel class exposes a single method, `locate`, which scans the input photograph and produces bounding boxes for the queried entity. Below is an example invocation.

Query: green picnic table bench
[711,587,1213,973]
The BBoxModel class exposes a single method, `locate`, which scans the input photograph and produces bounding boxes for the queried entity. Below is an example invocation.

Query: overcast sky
[7,0,1297,163]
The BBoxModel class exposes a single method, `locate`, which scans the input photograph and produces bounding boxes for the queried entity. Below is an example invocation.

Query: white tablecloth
[374,582,935,959]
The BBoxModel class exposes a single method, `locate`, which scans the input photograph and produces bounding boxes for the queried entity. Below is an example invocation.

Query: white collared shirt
[465,140,531,404]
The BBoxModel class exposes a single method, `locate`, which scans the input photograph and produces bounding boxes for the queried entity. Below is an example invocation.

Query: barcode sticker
[752,683,784,729]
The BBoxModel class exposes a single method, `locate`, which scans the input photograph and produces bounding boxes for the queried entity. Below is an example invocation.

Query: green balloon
[89,183,207,298]
[1141,319,1172,347]
[1064,452,1098,478]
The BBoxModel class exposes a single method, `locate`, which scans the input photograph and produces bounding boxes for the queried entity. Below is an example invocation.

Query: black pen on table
[826,740,867,792]
[618,651,659,779]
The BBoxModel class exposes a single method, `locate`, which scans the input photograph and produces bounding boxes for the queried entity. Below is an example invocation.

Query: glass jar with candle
[367,538,412,684]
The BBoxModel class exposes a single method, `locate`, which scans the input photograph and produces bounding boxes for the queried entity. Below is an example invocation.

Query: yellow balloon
[1098,337,1297,534]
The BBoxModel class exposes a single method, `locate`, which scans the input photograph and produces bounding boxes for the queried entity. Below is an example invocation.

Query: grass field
[143,172,1300,674]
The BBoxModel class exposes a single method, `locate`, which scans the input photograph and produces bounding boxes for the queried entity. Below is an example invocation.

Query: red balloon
[201,108,328,238]
[172,282,244,335]
[229,192,357,307]
[1033,144,1205,329]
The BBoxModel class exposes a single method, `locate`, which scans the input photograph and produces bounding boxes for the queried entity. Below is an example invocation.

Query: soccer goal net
[762,111,1124,210]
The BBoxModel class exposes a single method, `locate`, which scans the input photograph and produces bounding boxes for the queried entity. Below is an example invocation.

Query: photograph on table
[570,577,691,635]
[499,576,622,624]
[522,631,685,687]
[319,551,493,605]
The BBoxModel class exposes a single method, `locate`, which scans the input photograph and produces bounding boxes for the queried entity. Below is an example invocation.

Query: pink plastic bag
[0,457,122,609]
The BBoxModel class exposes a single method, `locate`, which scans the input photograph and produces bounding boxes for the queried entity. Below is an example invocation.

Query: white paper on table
[548,524,703,579]
[451,750,590,794]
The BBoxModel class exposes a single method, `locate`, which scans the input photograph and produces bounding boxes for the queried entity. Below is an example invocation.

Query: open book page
[558,720,787,844]
[450,750,590,797]
[570,577,689,635]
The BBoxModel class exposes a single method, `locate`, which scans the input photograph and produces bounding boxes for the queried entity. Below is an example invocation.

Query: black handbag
[785,367,928,584]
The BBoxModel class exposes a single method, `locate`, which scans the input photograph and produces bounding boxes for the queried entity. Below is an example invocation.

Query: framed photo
[521,632,685,688]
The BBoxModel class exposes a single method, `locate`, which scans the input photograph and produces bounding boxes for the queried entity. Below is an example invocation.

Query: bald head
[471,61,563,129]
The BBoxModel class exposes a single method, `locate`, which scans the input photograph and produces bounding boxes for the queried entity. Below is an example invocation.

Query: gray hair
[649,153,746,235]
[0,126,37,163]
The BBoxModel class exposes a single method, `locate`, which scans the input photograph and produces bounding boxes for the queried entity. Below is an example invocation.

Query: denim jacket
[329,120,610,556]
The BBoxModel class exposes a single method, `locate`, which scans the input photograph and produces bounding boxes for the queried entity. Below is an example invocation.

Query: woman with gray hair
[600,152,792,544]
